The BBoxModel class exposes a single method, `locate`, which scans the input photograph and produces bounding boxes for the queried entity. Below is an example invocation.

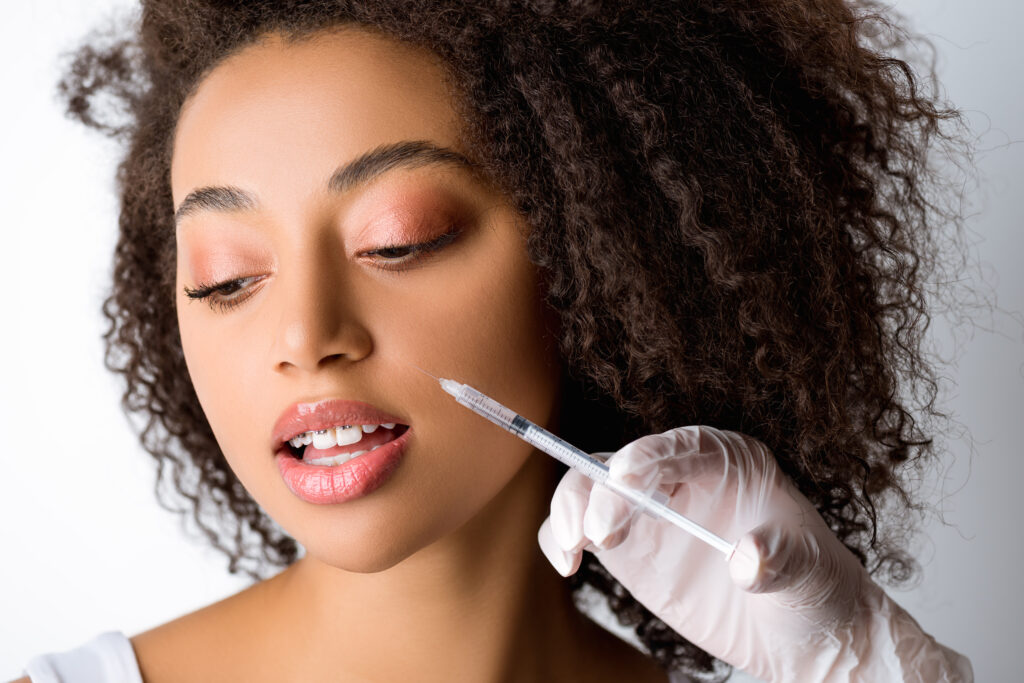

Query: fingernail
[551,508,581,552]
[553,549,575,576]
[583,490,627,550]
[582,512,612,549]
[539,520,579,576]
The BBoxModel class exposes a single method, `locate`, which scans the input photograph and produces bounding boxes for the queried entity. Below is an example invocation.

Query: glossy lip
[274,427,412,504]
[270,398,408,451]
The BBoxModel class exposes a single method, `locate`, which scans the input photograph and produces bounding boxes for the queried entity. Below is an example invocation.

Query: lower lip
[275,428,411,504]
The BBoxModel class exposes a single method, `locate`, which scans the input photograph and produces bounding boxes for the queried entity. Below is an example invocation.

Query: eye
[363,227,461,271]
[183,275,264,312]
[181,228,461,313]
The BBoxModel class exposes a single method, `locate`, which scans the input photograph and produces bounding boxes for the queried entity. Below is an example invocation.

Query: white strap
[23,631,142,683]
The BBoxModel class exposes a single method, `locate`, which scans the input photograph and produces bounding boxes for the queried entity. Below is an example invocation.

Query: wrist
[776,579,974,683]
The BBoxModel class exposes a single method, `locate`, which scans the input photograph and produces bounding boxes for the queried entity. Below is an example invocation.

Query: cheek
[177,305,223,431]
[384,241,556,413]
[380,236,559,491]
[174,234,276,412]
[176,291,265,457]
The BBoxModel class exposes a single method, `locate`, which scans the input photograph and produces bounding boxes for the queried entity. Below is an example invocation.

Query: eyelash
[182,227,461,312]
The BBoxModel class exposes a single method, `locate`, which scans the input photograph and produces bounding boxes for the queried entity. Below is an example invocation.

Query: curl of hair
[59,0,974,678]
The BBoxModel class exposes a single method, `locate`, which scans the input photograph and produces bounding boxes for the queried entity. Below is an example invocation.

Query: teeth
[304,444,387,467]
[287,423,401,450]
[335,425,361,446]
[306,449,368,467]
[311,429,336,450]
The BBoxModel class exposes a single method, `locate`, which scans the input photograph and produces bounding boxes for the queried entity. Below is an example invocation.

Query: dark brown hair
[60,0,974,678]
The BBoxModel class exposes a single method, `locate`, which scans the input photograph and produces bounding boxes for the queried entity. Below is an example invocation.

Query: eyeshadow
[353,185,470,246]
[180,227,274,282]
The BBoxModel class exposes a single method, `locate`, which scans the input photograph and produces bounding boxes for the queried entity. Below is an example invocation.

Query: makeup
[272,399,411,504]
[274,428,411,504]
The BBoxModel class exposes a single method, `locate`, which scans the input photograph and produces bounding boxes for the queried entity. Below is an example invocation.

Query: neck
[268,454,602,682]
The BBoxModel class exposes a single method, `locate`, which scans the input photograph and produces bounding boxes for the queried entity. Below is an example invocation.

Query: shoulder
[130,612,214,683]
[130,573,287,682]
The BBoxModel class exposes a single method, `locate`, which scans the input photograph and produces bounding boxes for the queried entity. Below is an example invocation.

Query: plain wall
[1,1,1020,680]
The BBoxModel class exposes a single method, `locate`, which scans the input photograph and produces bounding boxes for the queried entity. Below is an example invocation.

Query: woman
[18,0,972,680]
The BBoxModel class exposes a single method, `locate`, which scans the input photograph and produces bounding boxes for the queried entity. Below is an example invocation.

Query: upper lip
[271,398,408,451]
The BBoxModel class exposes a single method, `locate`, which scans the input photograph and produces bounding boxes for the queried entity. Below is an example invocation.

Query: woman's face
[172,28,561,572]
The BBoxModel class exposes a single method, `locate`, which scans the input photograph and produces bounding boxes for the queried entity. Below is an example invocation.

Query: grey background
[1,1,1020,680]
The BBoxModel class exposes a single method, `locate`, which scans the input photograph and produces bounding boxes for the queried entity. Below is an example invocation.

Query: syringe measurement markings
[519,425,611,482]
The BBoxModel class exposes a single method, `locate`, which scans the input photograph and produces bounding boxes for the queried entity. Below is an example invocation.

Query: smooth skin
[24,27,669,683]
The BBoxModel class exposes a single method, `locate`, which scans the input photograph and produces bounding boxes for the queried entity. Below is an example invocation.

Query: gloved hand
[537,425,973,682]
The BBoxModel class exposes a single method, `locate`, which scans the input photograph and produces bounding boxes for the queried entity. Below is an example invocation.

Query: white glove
[538,425,973,682]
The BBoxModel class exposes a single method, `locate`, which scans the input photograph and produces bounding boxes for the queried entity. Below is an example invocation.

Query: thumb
[728,522,821,594]
[730,521,866,628]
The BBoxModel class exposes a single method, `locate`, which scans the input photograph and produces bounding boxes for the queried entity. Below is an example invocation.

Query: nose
[269,242,372,374]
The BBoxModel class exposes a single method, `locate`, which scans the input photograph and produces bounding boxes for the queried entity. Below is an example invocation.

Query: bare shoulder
[129,572,288,683]
[8,677,30,683]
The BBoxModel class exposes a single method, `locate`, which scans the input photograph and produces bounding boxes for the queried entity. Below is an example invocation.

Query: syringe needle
[410,363,442,381]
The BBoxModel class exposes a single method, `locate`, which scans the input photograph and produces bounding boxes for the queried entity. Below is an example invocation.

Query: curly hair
[59,0,972,678]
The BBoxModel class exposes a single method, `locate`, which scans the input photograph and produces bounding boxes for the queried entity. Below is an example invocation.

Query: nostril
[318,352,347,367]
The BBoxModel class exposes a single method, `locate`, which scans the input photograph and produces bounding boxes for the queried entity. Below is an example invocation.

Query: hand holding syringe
[417,368,737,558]
[417,368,974,680]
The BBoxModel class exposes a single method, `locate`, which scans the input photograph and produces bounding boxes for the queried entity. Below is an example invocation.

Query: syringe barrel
[449,383,524,434]
[518,423,611,484]
[446,381,609,482]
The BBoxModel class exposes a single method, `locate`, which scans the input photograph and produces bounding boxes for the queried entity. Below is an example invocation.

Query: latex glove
[537,426,972,682]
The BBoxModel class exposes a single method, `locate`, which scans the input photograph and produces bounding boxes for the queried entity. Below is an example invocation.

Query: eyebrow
[173,140,478,225]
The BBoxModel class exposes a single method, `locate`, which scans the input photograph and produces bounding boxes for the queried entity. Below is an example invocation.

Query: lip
[271,398,408,451]
[275,427,412,504]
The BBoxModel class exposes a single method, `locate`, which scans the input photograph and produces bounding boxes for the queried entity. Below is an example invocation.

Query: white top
[22,632,143,683]
[21,629,697,682]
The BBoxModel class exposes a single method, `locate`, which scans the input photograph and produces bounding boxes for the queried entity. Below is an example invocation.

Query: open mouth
[284,422,411,467]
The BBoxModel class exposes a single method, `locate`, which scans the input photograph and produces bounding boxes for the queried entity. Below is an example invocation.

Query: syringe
[427,372,736,558]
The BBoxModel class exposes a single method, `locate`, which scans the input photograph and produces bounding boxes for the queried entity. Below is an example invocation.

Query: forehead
[171,28,465,206]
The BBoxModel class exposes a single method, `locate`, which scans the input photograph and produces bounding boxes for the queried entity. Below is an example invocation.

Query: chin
[294,515,450,574]
[301,532,434,573]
